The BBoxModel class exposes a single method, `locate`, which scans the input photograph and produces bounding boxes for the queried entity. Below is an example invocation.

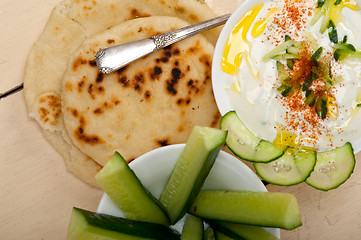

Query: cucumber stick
[210,221,279,240]
[160,126,227,224]
[189,190,302,230]
[67,207,180,240]
[254,147,316,186]
[220,111,283,162]
[181,215,203,240]
[95,152,170,225]
[214,232,233,240]
[306,142,355,191]
[204,227,216,240]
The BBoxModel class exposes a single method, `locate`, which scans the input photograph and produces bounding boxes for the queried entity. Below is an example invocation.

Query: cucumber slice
[276,61,290,85]
[306,142,355,191]
[220,111,284,162]
[159,126,227,224]
[95,152,170,225]
[254,147,316,186]
[262,40,297,62]
[272,53,300,61]
[67,208,180,240]
[181,215,204,240]
[189,190,302,230]
[210,221,279,240]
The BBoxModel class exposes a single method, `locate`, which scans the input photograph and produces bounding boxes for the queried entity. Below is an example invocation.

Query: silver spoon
[95,14,231,74]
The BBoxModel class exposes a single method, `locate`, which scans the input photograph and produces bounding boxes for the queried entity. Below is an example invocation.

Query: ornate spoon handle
[95,14,231,74]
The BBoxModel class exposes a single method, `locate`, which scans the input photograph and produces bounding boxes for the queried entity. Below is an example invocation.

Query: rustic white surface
[1,0,361,239]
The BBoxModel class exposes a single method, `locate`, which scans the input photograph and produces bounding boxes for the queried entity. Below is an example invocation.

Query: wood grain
[1,0,361,239]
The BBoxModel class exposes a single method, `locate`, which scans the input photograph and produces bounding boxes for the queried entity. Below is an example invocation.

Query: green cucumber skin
[306,142,355,191]
[96,152,170,225]
[209,221,279,240]
[189,190,302,230]
[160,127,227,224]
[220,111,283,163]
[68,208,181,240]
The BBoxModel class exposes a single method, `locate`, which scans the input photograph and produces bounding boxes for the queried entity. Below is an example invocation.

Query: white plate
[97,144,280,238]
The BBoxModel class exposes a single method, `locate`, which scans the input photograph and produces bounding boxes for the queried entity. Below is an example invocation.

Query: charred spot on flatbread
[129,8,151,19]
[35,92,62,128]
[150,66,162,80]
[166,67,183,95]
[71,112,105,145]
[72,56,88,71]
[156,138,170,147]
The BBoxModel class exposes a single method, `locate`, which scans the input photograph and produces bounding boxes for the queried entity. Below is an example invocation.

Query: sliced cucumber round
[254,147,316,186]
[306,142,355,191]
[220,111,284,163]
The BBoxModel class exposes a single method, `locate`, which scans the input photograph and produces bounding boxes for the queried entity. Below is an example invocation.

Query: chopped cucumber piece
[311,47,323,61]
[328,20,338,43]
[306,142,355,191]
[254,147,316,186]
[287,46,303,55]
[320,0,334,33]
[181,215,203,240]
[277,84,293,97]
[220,111,283,163]
[276,61,290,85]
[67,208,180,240]
[310,6,325,26]
[189,190,302,230]
[160,126,227,224]
[304,90,317,106]
[272,53,301,61]
[210,221,279,240]
[95,152,170,225]
[262,40,297,62]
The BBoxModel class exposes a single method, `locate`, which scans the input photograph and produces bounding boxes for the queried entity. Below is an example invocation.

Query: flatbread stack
[24,0,222,187]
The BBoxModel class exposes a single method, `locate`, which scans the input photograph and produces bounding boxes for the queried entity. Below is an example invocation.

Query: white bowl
[97,144,280,238]
[212,0,265,116]
[211,0,361,153]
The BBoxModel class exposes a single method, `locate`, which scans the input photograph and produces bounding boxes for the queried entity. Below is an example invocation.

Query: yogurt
[216,0,361,151]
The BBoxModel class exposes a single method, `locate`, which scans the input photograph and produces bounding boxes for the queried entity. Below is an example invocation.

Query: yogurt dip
[214,0,361,152]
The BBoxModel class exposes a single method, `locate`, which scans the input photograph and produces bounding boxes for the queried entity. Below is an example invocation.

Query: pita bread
[61,16,221,165]
[42,129,102,187]
[23,0,221,186]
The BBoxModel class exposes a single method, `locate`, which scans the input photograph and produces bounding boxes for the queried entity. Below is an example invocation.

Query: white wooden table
[1,0,361,239]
